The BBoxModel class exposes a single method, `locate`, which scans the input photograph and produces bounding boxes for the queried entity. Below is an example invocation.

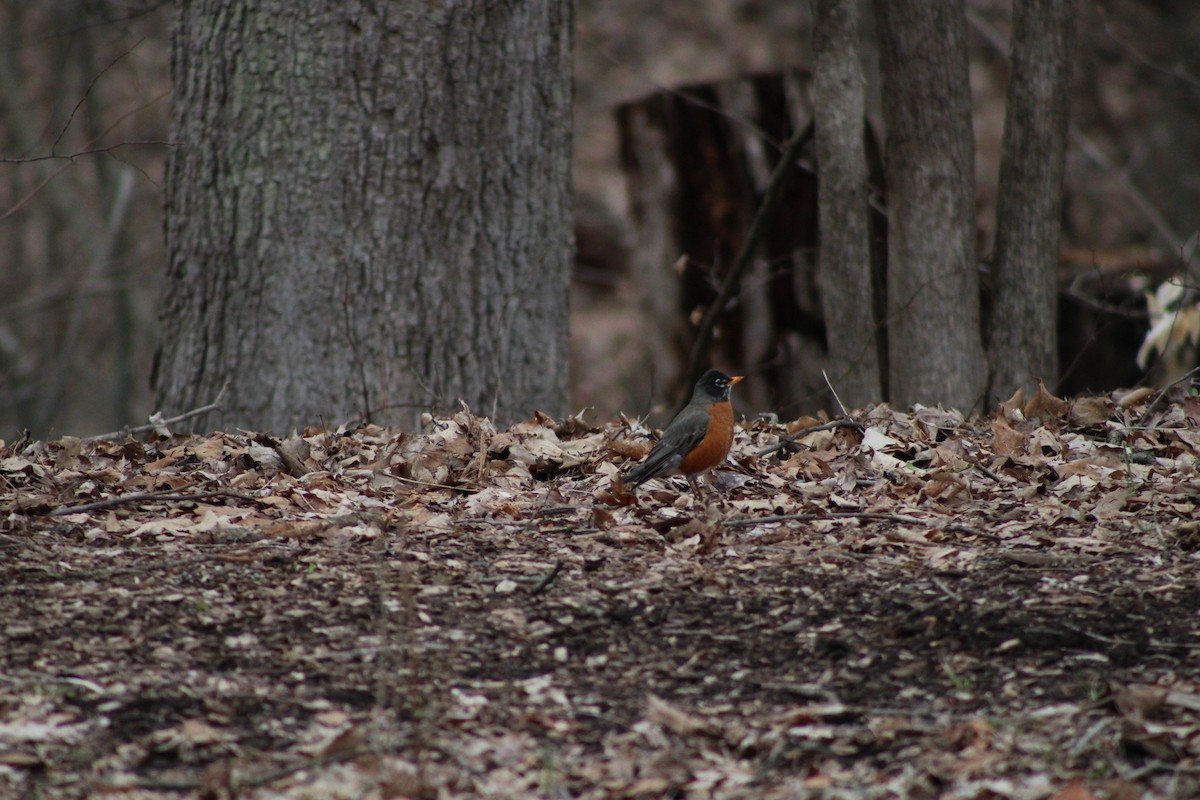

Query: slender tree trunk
[987,0,1075,405]
[155,1,573,433]
[812,0,883,409]
[875,0,986,412]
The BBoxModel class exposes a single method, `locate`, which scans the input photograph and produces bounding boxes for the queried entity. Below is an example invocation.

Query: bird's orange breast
[678,400,735,476]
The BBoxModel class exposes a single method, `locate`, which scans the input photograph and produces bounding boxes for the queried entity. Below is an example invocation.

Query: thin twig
[1094,6,1200,92]
[41,488,257,517]
[245,746,373,790]
[822,370,849,417]
[1064,271,1149,320]
[134,746,373,794]
[1135,364,1200,427]
[1070,129,1183,253]
[9,555,222,586]
[723,510,997,540]
[684,125,812,387]
[87,382,229,441]
[45,167,136,425]
[600,48,784,153]
[0,139,177,166]
[966,8,1184,253]
[756,419,864,458]
[0,161,73,223]
[390,474,476,493]
[51,37,144,154]
[530,558,565,596]
[972,460,1004,482]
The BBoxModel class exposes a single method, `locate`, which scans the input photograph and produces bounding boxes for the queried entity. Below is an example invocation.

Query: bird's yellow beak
[729,375,743,385]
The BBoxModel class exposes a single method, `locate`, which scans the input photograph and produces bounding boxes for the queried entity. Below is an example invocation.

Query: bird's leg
[686,475,704,501]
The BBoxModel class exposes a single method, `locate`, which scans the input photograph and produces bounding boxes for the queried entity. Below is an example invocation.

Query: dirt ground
[2,386,1200,799]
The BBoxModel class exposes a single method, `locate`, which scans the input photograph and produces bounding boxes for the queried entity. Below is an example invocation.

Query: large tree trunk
[812,0,885,409]
[987,0,1075,405]
[155,2,573,433]
[875,0,987,412]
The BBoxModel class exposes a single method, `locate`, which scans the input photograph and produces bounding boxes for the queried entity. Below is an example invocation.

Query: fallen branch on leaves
[756,418,865,457]
[41,487,256,517]
[133,745,372,795]
[13,554,224,584]
[723,510,997,541]
[1135,364,1200,426]
[530,558,566,596]
[87,381,229,441]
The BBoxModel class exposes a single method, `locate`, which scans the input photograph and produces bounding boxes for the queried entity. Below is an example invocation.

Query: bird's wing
[657,404,712,453]
[623,404,711,485]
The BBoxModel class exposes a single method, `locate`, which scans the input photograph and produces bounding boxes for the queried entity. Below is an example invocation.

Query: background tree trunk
[875,0,987,411]
[987,0,1075,405]
[812,0,884,409]
[616,73,825,416]
[155,1,573,433]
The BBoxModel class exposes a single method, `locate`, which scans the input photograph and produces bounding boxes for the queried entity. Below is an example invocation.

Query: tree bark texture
[875,0,987,412]
[987,0,1075,405]
[812,0,885,408]
[156,1,573,433]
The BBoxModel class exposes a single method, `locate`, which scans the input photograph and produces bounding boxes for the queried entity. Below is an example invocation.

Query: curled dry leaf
[646,694,716,737]
[1067,396,1115,428]
[1023,380,1068,423]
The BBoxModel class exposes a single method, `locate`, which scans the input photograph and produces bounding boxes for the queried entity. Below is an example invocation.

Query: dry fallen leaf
[4,391,1200,799]
[1052,776,1098,800]
[646,694,716,737]
[990,416,1026,457]
[1024,380,1068,422]
[1116,386,1156,408]
[999,385,1026,418]
[1068,396,1115,427]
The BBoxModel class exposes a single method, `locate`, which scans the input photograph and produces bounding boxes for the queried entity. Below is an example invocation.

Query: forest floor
[2,384,1200,799]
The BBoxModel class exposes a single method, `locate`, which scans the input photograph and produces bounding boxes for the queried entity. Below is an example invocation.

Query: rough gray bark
[875,0,987,412]
[812,0,883,409]
[155,2,573,433]
[987,0,1075,405]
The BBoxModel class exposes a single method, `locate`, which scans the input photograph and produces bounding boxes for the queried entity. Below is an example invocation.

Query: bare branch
[1094,6,1200,92]
[0,161,73,223]
[684,125,811,388]
[1135,364,1200,427]
[597,48,786,153]
[966,8,1185,254]
[0,139,173,166]
[51,37,146,154]
[1068,129,1185,254]
[86,382,230,441]
[41,488,258,518]
[43,167,138,425]
[756,418,864,458]
[722,509,996,540]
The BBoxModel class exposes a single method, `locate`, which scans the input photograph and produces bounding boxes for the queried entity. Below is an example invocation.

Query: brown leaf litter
[1,386,1199,798]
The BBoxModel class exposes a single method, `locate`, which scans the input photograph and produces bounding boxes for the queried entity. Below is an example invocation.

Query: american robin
[621,369,743,492]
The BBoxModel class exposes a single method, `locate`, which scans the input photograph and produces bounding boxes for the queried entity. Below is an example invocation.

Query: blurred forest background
[2,0,1198,438]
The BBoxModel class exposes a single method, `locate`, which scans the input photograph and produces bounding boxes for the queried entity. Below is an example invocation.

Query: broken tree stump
[616,70,887,416]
